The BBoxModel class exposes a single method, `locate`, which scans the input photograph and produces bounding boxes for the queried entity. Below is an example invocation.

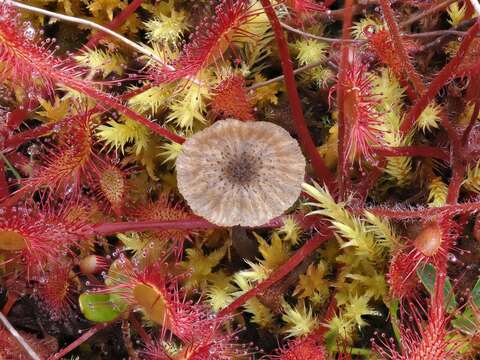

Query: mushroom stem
[259,0,336,191]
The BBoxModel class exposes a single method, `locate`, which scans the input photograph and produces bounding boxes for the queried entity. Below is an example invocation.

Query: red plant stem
[85,0,144,49]
[218,229,332,317]
[380,0,462,168]
[2,78,183,146]
[336,0,353,200]
[366,201,480,219]
[379,0,425,96]
[92,217,218,235]
[3,88,156,151]
[462,95,480,146]
[119,83,153,101]
[442,118,467,205]
[2,80,184,145]
[92,213,312,235]
[400,0,458,28]
[3,122,57,151]
[374,145,449,161]
[5,107,29,131]
[446,160,465,204]
[49,323,110,360]
[3,107,100,151]
[400,20,480,135]
[63,78,185,143]
[2,75,155,153]
[440,112,462,151]
[398,78,418,103]
[1,92,139,153]
[259,0,335,191]
[445,51,480,204]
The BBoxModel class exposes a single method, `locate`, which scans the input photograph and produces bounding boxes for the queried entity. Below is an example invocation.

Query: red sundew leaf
[388,218,461,301]
[271,335,327,360]
[374,286,465,359]
[411,219,460,267]
[0,4,83,95]
[388,251,420,300]
[452,38,480,78]
[25,112,96,196]
[95,162,129,217]
[367,29,418,82]
[143,322,251,360]
[337,59,381,163]
[105,258,238,348]
[34,262,76,320]
[139,286,252,360]
[0,203,89,272]
[141,341,171,360]
[211,75,255,121]
[153,0,261,83]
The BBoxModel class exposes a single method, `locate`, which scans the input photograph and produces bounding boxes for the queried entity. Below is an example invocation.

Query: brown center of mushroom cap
[223,151,262,185]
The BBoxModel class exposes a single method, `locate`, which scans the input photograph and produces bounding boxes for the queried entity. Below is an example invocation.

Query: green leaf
[471,279,480,308]
[79,293,127,322]
[416,263,457,312]
[452,307,477,335]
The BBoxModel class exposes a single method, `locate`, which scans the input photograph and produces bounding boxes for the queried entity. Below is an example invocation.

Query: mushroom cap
[176,119,306,226]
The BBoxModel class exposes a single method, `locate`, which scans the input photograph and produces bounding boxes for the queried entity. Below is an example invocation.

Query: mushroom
[176,118,306,226]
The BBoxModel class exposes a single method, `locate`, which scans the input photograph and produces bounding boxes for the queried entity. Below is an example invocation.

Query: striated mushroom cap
[176,119,306,226]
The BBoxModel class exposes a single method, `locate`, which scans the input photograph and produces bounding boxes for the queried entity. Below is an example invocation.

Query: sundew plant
[3,0,480,358]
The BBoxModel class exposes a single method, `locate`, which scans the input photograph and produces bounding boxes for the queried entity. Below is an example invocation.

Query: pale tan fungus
[176,119,306,226]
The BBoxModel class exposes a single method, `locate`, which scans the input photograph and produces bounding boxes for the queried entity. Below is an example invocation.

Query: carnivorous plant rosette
[175,118,306,226]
